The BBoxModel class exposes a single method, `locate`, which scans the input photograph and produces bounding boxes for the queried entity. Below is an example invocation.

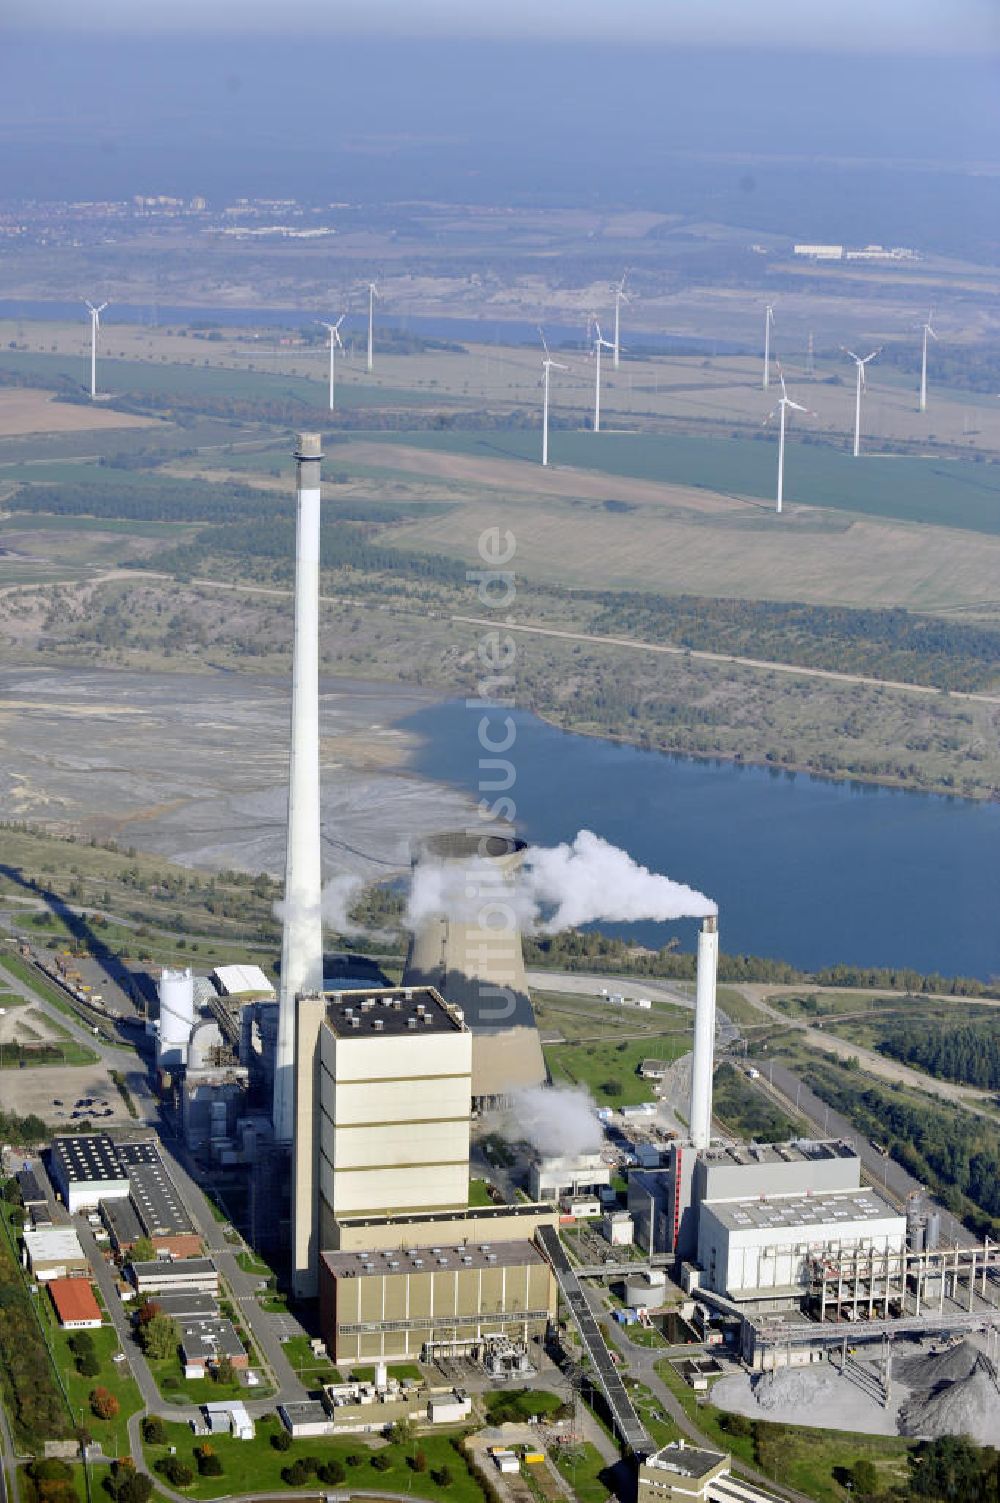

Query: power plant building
[292,986,473,1296]
[318,1239,555,1364]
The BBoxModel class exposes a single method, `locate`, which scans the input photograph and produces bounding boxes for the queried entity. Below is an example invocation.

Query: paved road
[594,1296,808,1503]
[152,1133,307,1405]
[755,1059,972,1248]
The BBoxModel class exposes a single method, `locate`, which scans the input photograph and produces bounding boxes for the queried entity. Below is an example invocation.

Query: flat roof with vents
[706,1189,902,1233]
[52,1134,128,1184]
[322,987,466,1039]
[699,1139,857,1169]
[321,1239,544,1279]
[127,1161,194,1237]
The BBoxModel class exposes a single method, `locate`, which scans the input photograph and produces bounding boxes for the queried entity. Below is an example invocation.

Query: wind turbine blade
[538,326,550,358]
[841,347,860,363]
[787,399,808,412]
[927,324,938,340]
[863,348,882,363]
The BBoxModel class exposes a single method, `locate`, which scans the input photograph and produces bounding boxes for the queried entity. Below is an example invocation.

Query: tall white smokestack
[688,913,719,1152]
[273,432,325,1145]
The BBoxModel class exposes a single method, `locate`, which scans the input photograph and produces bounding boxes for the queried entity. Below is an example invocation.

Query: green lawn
[482,1389,564,1424]
[374,428,1000,537]
[44,1319,143,1454]
[348,1362,424,1383]
[468,1177,494,1208]
[550,1441,612,1503]
[279,1335,341,1384]
[145,1420,481,1502]
[544,1035,687,1105]
[144,1346,272,1406]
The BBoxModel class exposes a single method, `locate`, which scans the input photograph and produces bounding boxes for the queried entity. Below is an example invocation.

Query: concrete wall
[697,1205,906,1298]
[694,1151,860,1207]
[320,1257,555,1363]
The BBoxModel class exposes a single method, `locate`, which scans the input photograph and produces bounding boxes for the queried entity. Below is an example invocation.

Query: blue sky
[6,0,1000,51]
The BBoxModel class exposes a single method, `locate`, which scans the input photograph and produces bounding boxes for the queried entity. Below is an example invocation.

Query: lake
[401,699,1000,979]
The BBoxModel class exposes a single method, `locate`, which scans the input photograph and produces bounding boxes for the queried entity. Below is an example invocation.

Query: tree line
[799,1059,1000,1233]
[878,1020,1000,1090]
[587,590,1000,693]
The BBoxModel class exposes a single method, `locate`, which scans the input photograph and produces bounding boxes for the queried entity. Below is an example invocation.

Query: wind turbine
[366,282,379,373]
[919,312,937,413]
[841,345,882,457]
[539,328,568,467]
[317,316,345,412]
[589,317,615,433]
[764,366,813,514]
[84,299,108,399]
[762,303,775,390]
[613,272,630,370]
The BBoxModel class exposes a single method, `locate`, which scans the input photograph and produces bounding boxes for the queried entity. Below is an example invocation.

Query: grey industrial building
[50,1134,130,1212]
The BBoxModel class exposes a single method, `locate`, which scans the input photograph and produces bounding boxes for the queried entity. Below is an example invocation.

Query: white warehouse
[697,1189,905,1305]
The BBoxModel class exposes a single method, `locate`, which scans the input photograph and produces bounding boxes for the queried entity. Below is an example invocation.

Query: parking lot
[1,1061,126,1122]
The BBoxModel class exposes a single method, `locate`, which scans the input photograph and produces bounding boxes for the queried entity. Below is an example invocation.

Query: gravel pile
[896,1340,982,1390]
[897,1341,1000,1445]
[751,1367,850,1412]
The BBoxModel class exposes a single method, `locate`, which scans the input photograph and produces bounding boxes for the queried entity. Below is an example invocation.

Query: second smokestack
[688,913,719,1152]
[273,432,325,1145]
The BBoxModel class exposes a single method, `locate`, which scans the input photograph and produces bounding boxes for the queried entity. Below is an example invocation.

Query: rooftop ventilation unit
[373,1019,385,1032]
[407,1018,418,1030]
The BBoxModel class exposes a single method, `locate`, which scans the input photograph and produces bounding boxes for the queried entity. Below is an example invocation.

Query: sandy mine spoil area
[0,666,474,880]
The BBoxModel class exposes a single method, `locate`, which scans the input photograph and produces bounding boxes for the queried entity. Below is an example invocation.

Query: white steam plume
[406,828,715,933]
[274,872,366,935]
[491,1084,604,1157]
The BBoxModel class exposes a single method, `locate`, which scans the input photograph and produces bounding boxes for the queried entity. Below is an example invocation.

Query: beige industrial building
[292,986,474,1296]
[638,1443,730,1503]
[318,1239,555,1364]
[401,833,546,1102]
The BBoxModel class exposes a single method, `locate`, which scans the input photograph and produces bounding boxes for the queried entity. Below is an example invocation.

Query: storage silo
[402,831,545,1104]
[158,967,195,1068]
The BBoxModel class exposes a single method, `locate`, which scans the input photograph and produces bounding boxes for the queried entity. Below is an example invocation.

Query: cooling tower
[688,914,719,1152]
[402,831,545,1102]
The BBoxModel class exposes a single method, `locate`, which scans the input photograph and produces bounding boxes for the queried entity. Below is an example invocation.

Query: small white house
[603,1211,634,1247]
[428,1391,472,1424]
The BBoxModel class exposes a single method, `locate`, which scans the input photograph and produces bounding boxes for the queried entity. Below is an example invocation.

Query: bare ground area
[0,664,475,881]
[1,1060,129,1120]
[0,388,161,437]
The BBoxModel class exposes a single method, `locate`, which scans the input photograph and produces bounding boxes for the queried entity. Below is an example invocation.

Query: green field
[43,1317,143,1455]
[0,350,453,410]
[544,1034,688,1105]
[145,1419,479,1501]
[375,427,1000,535]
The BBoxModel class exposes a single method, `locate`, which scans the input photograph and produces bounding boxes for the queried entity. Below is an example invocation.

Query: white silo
[158,966,195,1068]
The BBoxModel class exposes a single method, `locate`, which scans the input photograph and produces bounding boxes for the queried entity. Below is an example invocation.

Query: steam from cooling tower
[528,829,716,930]
[406,827,715,933]
[491,1084,604,1157]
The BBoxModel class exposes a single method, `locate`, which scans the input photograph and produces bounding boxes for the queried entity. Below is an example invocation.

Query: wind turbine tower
[84,300,109,399]
[762,303,775,390]
[765,366,813,514]
[539,328,568,468]
[273,433,326,1146]
[919,313,937,413]
[613,272,630,370]
[842,346,882,457]
[366,282,379,374]
[589,317,615,433]
[317,316,345,413]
